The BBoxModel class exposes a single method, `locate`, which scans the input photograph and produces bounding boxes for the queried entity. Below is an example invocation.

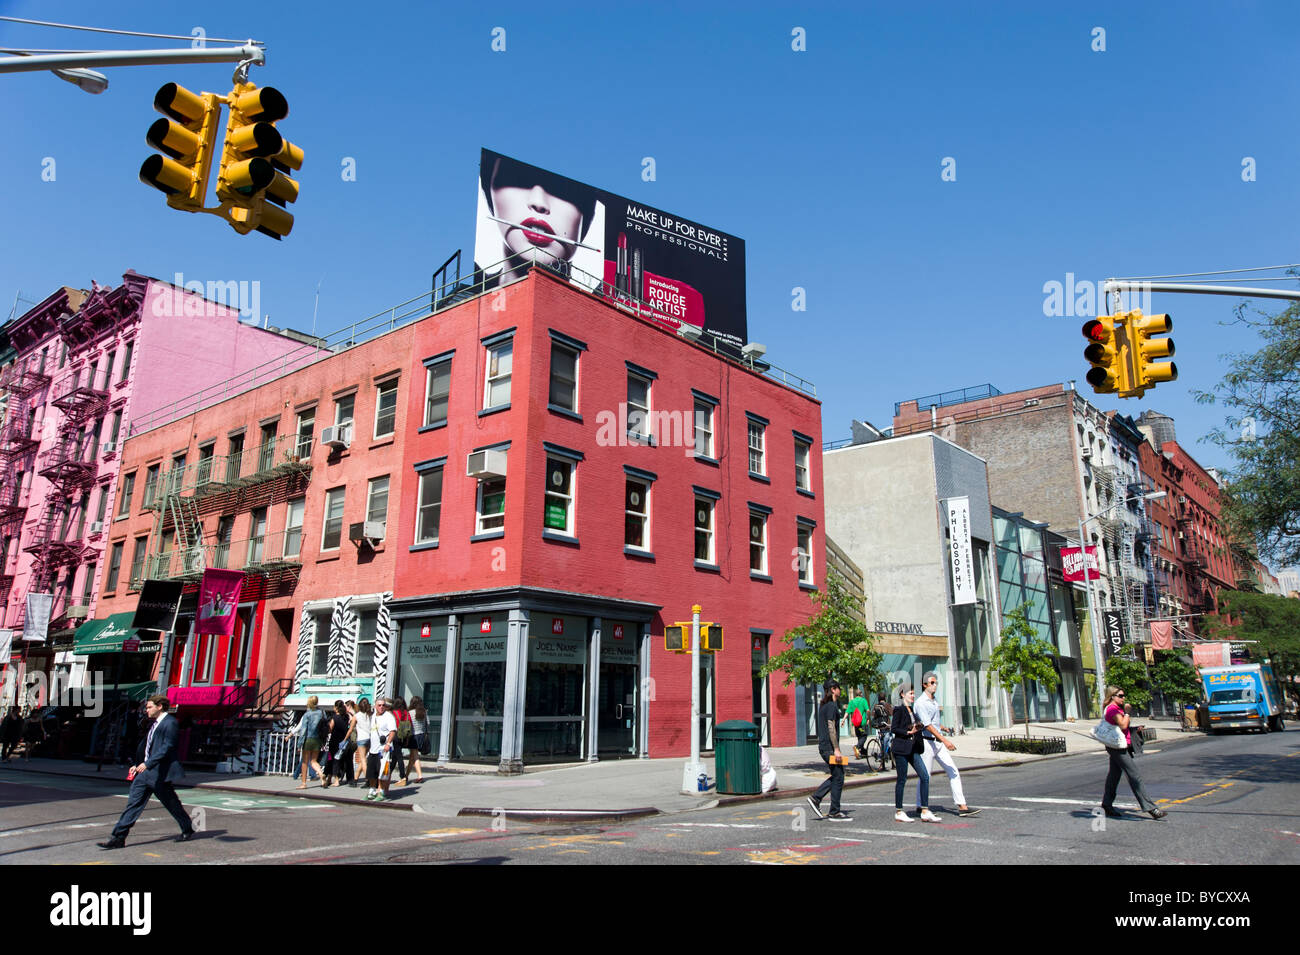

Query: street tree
[1201,591,1300,685]
[1194,299,1300,566]
[1103,656,1151,712]
[762,570,885,697]
[1149,651,1202,709]
[987,603,1060,737]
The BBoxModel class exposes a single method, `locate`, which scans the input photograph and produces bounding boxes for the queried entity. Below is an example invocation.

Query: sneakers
[806,796,825,820]
[175,830,196,842]
[894,810,916,823]
[1149,808,1168,820]
[958,807,982,817]
[919,809,942,823]
[366,789,378,800]
[826,810,852,821]
[373,792,386,802]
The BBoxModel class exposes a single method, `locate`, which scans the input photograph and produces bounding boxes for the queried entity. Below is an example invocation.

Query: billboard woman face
[489,158,589,265]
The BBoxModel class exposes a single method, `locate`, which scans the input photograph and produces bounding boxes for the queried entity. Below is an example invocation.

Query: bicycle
[864,725,894,773]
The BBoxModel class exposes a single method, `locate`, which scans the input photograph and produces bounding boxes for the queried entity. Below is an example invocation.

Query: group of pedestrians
[809,674,1169,825]
[286,695,431,800]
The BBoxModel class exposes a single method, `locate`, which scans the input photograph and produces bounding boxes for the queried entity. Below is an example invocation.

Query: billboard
[474,148,747,350]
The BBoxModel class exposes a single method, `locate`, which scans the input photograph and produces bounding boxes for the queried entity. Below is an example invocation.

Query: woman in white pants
[915,672,980,817]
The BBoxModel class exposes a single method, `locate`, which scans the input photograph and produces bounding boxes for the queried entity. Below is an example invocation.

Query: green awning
[73,613,158,655]
[103,681,157,702]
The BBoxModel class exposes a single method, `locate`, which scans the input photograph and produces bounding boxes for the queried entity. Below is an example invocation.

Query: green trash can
[714,720,761,795]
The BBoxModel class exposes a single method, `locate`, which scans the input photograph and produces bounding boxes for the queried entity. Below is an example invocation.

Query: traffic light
[1082,316,1128,395]
[665,625,687,653]
[701,623,724,652]
[140,82,221,209]
[215,83,303,239]
[1126,311,1177,395]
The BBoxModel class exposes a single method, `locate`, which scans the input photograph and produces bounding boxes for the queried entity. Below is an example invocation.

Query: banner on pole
[1149,620,1174,651]
[196,569,243,636]
[23,593,54,644]
[946,496,977,606]
[1060,546,1101,582]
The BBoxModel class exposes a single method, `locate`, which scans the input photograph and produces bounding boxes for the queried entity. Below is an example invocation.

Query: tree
[987,603,1060,737]
[1194,299,1300,566]
[1149,651,1201,708]
[1103,656,1151,712]
[761,570,885,697]
[1202,591,1300,685]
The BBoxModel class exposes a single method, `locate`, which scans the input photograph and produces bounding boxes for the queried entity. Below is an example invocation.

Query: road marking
[1009,797,1139,809]
[841,801,1032,813]
[657,822,769,829]
[201,829,481,864]
[0,817,164,839]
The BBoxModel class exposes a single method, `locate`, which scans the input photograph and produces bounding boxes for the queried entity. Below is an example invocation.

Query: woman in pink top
[1100,685,1166,820]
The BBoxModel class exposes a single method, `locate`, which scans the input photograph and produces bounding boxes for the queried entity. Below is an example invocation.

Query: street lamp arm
[0,44,264,74]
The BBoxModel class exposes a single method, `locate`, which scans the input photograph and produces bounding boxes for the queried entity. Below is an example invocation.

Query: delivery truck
[1200,664,1285,733]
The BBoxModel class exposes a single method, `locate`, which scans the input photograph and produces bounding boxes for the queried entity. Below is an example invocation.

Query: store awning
[73,613,160,655]
[103,681,157,702]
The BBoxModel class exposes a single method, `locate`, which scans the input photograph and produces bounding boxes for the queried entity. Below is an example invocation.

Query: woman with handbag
[323,700,353,788]
[891,685,939,823]
[408,697,429,782]
[1099,686,1166,820]
[351,699,372,784]
[288,696,325,789]
[388,697,409,785]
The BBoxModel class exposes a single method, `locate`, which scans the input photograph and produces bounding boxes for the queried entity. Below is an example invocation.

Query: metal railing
[148,436,309,508]
[148,529,304,581]
[127,254,817,439]
[894,384,1003,417]
[254,728,303,776]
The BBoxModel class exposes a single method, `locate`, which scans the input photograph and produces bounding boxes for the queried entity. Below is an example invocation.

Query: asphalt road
[3,729,1297,865]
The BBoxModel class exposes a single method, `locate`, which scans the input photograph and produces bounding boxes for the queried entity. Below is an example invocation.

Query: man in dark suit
[99,694,196,849]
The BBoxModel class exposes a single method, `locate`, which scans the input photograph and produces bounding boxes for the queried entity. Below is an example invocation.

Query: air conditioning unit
[101,441,117,455]
[321,421,353,450]
[467,448,508,479]
[348,520,385,547]
[1177,495,1187,503]
[1080,450,1092,461]
[89,521,103,535]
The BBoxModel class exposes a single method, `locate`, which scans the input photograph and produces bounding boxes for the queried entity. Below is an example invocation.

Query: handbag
[1092,717,1125,749]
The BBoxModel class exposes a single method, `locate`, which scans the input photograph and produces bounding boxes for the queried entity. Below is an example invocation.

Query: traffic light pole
[681,603,705,794]
[0,44,264,75]
[1104,280,1300,303]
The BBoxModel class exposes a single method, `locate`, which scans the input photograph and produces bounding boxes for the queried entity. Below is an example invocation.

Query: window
[794,435,812,491]
[625,478,650,551]
[356,610,378,674]
[484,338,512,409]
[549,342,578,413]
[248,508,267,564]
[749,510,768,575]
[366,476,389,538]
[196,443,215,485]
[142,464,160,507]
[105,541,124,592]
[226,433,245,481]
[129,536,148,587]
[747,418,766,476]
[476,477,506,534]
[80,562,96,604]
[116,472,135,518]
[415,467,444,544]
[797,521,815,585]
[257,422,277,472]
[423,355,452,426]
[694,398,715,458]
[108,410,122,446]
[334,394,355,427]
[311,611,331,676]
[74,492,89,539]
[295,409,315,459]
[94,484,109,523]
[215,516,235,568]
[167,453,186,495]
[284,498,305,558]
[695,496,715,564]
[119,341,133,383]
[103,351,116,389]
[627,372,651,441]
[374,381,398,438]
[321,488,346,550]
[544,458,574,535]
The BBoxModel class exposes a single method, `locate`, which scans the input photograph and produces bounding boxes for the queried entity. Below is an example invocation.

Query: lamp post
[1078,489,1166,713]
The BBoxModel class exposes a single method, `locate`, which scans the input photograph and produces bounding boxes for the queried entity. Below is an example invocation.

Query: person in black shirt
[807,679,851,821]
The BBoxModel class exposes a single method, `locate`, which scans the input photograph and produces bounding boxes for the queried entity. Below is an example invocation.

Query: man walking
[915,672,979,817]
[807,679,851,821]
[365,698,399,801]
[99,695,195,849]
[845,687,871,759]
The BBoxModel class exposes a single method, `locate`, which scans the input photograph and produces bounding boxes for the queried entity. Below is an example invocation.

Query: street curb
[457,806,660,824]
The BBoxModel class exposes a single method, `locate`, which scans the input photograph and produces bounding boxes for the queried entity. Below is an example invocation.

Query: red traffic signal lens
[1082,320,1109,343]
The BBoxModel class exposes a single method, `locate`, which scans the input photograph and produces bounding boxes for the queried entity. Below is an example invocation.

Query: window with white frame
[415,466,443,544]
[694,496,715,564]
[334,393,355,428]
[311,611,331,676]
[366,476,389,538]
[476,477,506,534]
[374,380,398,438]
[424,356,451,426]
[795,436,811,491]
[627,372,651,441]
[693,398,715,458]
[549,342,578,412]
[544,458,574,535]
[484,338,512,409]
[747,418,766,475]
[749,510,768,574]
[356,609,378,674]
[248,508,268,564]
[625,478,650,551]
[797,521,814,584]
[295,408,315,459]
[321,487,345,550]
[284,497,305,558]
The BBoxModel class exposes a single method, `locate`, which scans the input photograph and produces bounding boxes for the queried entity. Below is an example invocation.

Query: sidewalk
[0,716,1200,821]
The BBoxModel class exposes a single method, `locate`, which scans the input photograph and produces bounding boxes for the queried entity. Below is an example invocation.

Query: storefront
[284,592,392,710]
[390,589,657,772]
[73,612,162,691]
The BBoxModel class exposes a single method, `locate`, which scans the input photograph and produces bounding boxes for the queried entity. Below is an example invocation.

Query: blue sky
[3,1,1297,479]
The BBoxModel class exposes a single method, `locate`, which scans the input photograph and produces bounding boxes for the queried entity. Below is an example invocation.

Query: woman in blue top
[288,695,325,789]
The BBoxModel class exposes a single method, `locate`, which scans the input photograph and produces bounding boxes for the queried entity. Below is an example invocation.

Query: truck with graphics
[1200,664,1285,733]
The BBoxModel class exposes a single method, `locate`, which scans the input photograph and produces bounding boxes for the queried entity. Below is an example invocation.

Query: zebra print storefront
[290,592,395,703]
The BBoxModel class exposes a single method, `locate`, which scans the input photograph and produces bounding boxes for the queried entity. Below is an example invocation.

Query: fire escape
[23,364,108,630]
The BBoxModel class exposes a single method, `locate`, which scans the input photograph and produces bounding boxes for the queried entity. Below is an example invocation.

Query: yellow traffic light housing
[665,625,687,653]
[1082,317,1128,395]
[701,623,724,653]
[1126,311,1177,396]
[140,82,221,210]
[215,83,302,240]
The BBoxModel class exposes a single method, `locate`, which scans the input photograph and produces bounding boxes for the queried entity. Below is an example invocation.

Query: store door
[751,635,770,745]
[597,662,637,758]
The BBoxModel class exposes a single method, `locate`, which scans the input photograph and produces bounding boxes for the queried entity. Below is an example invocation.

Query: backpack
[850,707,863,728]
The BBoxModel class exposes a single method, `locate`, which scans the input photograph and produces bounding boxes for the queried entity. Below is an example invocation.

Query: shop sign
[946,497,977,606]
[461,636,507,661]
[479,617,493,633]
[529,633,585,665]
[1102,610,1125,658]
[401,637,447,665]
[122,638,140,652]
[612,624,624,640]
[551,618,564,635]
[874,621,926,635]
[421,623,431,639]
